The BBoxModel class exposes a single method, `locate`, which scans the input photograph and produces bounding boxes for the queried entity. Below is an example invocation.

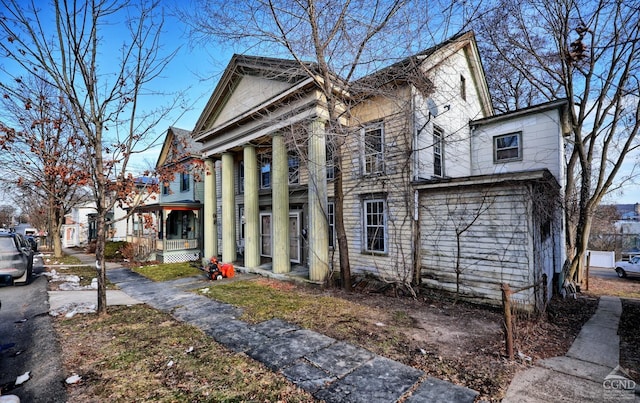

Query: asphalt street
[0,256,66,403]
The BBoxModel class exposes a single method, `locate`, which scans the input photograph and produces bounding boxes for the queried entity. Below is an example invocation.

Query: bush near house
[104,241,128,260]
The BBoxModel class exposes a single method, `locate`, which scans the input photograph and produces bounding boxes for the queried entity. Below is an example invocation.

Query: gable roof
[192,31,495,148]
[192,55,319,138]
[351,31,493,116]
[156,126,200,169]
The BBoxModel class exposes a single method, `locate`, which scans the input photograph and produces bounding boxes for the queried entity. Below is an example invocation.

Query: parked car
[614,256,640,278]
[0,232,33,285]
[25,235,38,252]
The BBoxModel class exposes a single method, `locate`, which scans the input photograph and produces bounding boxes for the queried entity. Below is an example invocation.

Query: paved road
[0,256,66,402]
[589,265,640,282]
[589,266,619,280]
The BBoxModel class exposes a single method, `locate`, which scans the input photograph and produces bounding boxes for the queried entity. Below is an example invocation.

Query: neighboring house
[107,176,159,242]
[613,203,640,253]
[61,202,97,247]
[191,31,568,309]
[128,127,204,263]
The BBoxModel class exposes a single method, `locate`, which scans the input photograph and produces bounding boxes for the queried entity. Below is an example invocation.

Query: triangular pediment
[193,55,316,135]
[210,74,297,130]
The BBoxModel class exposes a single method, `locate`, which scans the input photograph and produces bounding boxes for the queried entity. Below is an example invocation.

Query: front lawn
[132,261,202,282]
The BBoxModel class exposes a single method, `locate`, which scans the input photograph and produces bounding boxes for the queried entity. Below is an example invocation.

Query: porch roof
[131,200,203,213]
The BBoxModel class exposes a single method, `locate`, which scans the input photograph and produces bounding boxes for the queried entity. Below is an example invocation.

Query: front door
[259,211,301,263]
[289,211,301,263]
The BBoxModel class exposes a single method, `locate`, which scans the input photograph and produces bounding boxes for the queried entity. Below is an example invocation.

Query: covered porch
[127,201,203,263]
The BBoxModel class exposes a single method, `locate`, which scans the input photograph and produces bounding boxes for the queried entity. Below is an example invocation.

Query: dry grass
[52,267,598,402]
[54,305,314,402]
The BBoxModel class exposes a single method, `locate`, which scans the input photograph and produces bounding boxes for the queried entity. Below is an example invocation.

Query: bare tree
[181,0,478,289]
[0,205,16,229]
[476,0,640,283]
[0,76,92,257]
[0,0,180,314]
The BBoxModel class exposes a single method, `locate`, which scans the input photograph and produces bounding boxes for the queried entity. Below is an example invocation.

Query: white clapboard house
[191,31,569,309]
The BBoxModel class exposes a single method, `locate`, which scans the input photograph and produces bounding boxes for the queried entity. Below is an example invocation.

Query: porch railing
[127,235,199,252]
[161,238,199,251]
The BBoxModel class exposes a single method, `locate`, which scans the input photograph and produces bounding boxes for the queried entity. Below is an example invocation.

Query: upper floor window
[460,74,466,101]
[260,154,271,189]
[494,132,522,162]
[433,126,444,177]
[238,161,245,193]
[288,152,300,184]
[326,139,336,180]
[362,122,384,175]
[363,198,386,253]
[180,172,190,192]
[162,182,170,195]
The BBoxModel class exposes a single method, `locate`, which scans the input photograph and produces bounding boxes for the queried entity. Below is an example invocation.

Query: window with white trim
[362,123,384,175]
[433,126,444,177]
[494,132,522,162]
[363,199,386,253]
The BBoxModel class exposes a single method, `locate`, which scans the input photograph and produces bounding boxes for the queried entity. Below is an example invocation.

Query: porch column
[221,153,237,263]
[203,158,218,261]
[244,146,260,268]
[272,133,290,273]
[308,119,329,281]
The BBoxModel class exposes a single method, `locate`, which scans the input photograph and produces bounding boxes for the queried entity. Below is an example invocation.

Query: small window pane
[288,153,299,184]
[261,155,271,189]
[494,133,522,162]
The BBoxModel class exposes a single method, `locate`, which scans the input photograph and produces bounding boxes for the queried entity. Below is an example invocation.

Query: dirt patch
[340,288,594,399]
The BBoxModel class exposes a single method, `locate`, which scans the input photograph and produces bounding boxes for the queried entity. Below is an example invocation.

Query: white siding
[413,47,488,180]
[419,185,538,306]
[471,109,564,183]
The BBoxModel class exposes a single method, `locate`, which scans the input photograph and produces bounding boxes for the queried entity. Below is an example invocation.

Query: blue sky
[3,0,639,205]
[131,3,640,205]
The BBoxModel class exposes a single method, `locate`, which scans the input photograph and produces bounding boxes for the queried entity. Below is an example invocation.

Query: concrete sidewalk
[503,296,638,402]
[102,266,478,402]
[52,249,478,401]
[56,250,637,401]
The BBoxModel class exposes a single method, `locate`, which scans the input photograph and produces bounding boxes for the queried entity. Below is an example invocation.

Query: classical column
[272,133,290,273]
[221,153,236,263]
[243,146,260,268]
[203,158,218,261]
[308,119,329,281]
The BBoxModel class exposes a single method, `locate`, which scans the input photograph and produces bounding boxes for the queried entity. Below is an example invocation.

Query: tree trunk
[95,209,108,315]
[334,148,351,290]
